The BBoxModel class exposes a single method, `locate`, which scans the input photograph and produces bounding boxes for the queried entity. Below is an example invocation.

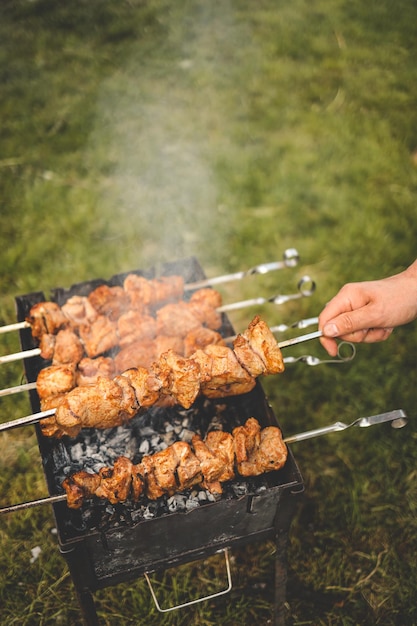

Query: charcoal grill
[15,257,304,626]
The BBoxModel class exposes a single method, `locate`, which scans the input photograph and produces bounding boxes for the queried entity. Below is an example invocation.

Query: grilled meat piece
[116,311,157,348]
[199,344,256,398]
[61,295,98,328]
[113,339,157,373]
[87,284,131,321]
[78,315,119,358]
[139,455,166,500]
[235,315,284,376]
[154,349,201,408]
[62,471,101,509]
[119,367,162,409]
[148,446,179,495]
[55,375,138,434]
[233,417,286,476]
[36,364,76,400]
[155,288,222,338]
[191,434,227,489]
[233,416,261,470]
[183,326,225,357]
[205,430,235,482]
[192,431,235,494]
[172,441,202,490]
[95,457,134,504]
[38,333,56,361]
[156,301,202,338]
[123,274,185,312]
[39,328,84,366]
[26,301,70,340]
[114,335,185,374]
[75,356,116,386]
[232,334,266,377]
[139,441,202,498]
[187,288,223,330]
[252,426,288,474]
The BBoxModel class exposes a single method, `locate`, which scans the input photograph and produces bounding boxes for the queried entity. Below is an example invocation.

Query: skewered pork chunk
[141,441,202,498]
[78,315,119,358]
[253,426,288,473]
[183,326,225,357]
[236,316,285,376]
[233,417,261,473]
[38,333,55,361]
[191,434,227,484]
[123,274,185,312]
[192,431,235,495]
[154,349,201,408]
[61,296,98,327]
[139,455,166,500]
[87,284,131,321]
[36,364,76,400]
[39,329,85,366]
[55,375,139,436]
[204,430,235,482]
[155,289,222,338]
[116,311,157,348]
[63,471,102,509]
[119,367,162,409]
[113,339,157,373]
[113,335,185,373]
[75,356,116,386]
[199,344,256,398]
[95,456,134,504]
[156,301,203,338]
[187,288,223,330]
[26,301,70,340]
[172,441,202,490]
[232,417,287,476]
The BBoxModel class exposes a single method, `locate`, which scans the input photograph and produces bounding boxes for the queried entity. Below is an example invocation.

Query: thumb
[321,311,368,338]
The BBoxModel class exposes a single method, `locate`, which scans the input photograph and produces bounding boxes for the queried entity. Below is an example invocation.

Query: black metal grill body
[15,257,304,626]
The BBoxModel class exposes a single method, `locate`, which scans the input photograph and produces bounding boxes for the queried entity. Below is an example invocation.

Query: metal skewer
[0,279,315,366]
[0,348,43,365]
[0,328,325,432]
[283,409,408,443]
[184,248,299,290]
[0,317,326,399]
[0,381,38,397]
[0,409,407,515]
[0,250,300,337]
[277,329,323,349]
[0,320,30,335]
[218,275,315,312]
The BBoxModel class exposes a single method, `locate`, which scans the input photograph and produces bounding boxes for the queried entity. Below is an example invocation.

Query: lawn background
[1,1,417,624]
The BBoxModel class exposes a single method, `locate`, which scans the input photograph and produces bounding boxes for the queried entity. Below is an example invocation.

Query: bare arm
[318,260,417,356]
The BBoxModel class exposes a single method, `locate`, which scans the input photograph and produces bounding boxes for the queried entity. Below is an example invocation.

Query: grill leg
[60,545,100,625]
[75,588,100,626]
[273,530,289,626]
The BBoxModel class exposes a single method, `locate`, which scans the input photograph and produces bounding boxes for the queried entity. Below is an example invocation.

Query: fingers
[319,326,393,356]
[319,336,339,357]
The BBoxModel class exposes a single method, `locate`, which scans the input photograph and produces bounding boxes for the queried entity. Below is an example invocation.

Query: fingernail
[323,323,339,337]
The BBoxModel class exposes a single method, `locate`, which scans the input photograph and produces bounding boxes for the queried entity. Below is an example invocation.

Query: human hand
[318,263,417,356]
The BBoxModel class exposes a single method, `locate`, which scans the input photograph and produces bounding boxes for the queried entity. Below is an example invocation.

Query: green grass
[1,0,417,624]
